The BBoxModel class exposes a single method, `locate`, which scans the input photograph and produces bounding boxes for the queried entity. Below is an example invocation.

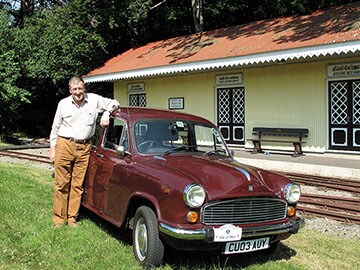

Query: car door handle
[96,153,104,158]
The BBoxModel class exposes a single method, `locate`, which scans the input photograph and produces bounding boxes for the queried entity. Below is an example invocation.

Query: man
[49,76,120,228]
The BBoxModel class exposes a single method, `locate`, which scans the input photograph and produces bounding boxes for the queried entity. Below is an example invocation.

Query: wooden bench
[248,127,309,156]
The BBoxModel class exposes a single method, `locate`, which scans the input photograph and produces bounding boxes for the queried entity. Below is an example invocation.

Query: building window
[129,93,147,107]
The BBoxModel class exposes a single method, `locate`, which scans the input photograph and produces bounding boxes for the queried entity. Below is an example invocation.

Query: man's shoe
[68,222,78,228]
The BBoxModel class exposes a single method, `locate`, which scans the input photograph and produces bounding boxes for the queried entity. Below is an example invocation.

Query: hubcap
[135,216,148,261]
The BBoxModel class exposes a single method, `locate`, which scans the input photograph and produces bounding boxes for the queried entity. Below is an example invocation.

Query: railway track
[298,193,360,225]
[1,148,360,224]
[0,149,52,164]
[284,172,360,194]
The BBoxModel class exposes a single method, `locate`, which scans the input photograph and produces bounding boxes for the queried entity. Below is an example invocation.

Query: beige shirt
[49,93,119,147]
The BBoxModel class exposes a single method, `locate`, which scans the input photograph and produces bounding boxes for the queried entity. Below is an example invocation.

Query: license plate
[223,237,270,254]
[213,224,242,242]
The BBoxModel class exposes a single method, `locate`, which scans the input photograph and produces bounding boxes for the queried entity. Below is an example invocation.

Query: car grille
[201,198,287,225]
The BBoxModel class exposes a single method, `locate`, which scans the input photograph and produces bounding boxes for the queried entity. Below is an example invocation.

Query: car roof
[118,107,214,125]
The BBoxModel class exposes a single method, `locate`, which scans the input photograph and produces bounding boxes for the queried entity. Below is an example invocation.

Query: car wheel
[133,206,164,268]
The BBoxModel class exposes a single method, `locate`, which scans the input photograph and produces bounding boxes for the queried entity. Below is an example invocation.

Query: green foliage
[1,1,109,136]
[15,5,106,88]
[0,8,31,134]
[0,0,358,136]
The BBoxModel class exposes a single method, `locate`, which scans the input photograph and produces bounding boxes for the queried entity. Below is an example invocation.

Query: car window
[122,125,129,151]
[135,120,184,154]
[104,118,126,151]
[134,120,228,155]
[91,115,102,146]
[194,124,226,154]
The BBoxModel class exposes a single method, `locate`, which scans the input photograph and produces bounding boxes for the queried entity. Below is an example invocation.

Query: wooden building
[84,3,360,154]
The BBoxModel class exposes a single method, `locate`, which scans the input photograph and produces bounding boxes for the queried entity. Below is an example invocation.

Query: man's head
[69,77,85,105]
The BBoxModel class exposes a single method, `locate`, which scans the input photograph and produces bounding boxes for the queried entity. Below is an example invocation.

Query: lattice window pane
[232,88,245,124]
[331,82,348,124]
[353,82,360,124]
[129,95,138,106]
[218,89,231,123]
[129,94,147,107]
[138,94,147,107]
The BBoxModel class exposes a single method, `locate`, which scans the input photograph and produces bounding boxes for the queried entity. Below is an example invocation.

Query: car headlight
[285,183,301,203]
[183,184,206,208]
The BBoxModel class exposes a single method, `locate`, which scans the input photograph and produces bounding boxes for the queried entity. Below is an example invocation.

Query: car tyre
[133,206,164,268]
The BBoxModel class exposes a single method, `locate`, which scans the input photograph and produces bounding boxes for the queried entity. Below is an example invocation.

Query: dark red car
[82,107,303,268]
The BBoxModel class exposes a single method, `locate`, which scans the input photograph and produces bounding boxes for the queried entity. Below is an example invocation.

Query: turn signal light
[287,206,296,217]
[186,211,198,223]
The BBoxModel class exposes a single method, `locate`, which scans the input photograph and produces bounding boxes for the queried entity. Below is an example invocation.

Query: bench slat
[252,139,306,143]
[252,127,308,134]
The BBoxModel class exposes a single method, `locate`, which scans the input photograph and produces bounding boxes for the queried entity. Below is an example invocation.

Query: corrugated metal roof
[84,2,360,83]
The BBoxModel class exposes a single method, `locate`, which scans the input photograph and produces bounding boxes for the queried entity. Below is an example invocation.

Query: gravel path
[1,147,359,239]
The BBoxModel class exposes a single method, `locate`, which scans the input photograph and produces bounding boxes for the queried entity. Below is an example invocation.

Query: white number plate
[213,224,242,242]
[223,237,270,254]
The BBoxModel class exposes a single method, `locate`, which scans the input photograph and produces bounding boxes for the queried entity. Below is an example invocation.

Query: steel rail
[0,150,52,164]
[283,173,360,194]
[285,172,360,186]
[299,193,360,225]
[3,150,49,159]
[299,193,360,216]
[297,205,360,225]
[0,144,50,150]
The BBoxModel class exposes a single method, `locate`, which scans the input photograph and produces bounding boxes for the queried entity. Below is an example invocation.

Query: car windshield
[134,119,229,156]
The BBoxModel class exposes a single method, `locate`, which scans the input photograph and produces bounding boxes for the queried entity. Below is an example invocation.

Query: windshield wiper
[203,149,226,156]
[163,145,195,155]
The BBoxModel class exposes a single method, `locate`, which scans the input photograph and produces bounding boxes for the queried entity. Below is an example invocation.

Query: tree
[0,8,31,136]
[1,0,358,137]
[11,2,108,135]
[191,0,203,33]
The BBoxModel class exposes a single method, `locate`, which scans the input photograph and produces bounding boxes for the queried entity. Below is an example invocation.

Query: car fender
[124,190,163,228]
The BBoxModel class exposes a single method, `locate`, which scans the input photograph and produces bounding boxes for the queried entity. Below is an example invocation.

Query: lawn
[0,161,359,270]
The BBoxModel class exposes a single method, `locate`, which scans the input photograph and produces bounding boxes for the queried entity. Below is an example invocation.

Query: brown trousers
[52,137,91,225]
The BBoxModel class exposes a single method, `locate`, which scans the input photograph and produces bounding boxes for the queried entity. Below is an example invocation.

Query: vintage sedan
[82,107,303,268]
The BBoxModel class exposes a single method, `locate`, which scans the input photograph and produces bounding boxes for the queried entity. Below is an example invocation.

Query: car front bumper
[159,217,304,242]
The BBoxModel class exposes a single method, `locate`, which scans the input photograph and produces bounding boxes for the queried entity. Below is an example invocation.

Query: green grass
[0,162,359,270]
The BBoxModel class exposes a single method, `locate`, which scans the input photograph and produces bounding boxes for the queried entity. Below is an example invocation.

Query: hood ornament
[235,167,254,192]
[235,167,251,182]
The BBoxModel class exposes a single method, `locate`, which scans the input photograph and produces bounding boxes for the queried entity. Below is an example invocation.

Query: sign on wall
[127,82,145,93]
[216,73,243,86]
[168,97,184,110]
[327,63,360,78]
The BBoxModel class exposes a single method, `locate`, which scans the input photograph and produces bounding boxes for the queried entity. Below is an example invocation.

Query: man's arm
[100,111,111,127]
[97,95,120,127]
[49,146,56,162]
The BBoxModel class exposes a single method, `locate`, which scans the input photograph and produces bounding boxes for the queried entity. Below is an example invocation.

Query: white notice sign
[127,82,145,93]
[327,63,360,78]
[169,97,184,110]
[216,74,243,86]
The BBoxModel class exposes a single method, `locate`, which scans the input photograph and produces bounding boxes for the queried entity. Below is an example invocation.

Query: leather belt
[60,136,91,144]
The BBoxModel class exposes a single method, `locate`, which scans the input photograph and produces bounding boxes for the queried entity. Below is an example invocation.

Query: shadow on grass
[162,242,296,269]
[78,207,132,246]
[79,206,297,269]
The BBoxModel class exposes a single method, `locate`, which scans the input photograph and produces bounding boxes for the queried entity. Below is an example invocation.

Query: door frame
[327,78,360,151]
[215,85,245,146]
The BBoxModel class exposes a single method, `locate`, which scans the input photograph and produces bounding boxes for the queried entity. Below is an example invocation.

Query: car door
[83,117,130,224]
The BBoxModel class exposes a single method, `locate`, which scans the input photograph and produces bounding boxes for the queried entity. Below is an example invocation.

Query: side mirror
[116,145,131,158]
[116,145,125,157]
[229,149,235,157]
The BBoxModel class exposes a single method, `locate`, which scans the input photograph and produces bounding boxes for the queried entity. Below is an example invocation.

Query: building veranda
[84,2,360,155]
